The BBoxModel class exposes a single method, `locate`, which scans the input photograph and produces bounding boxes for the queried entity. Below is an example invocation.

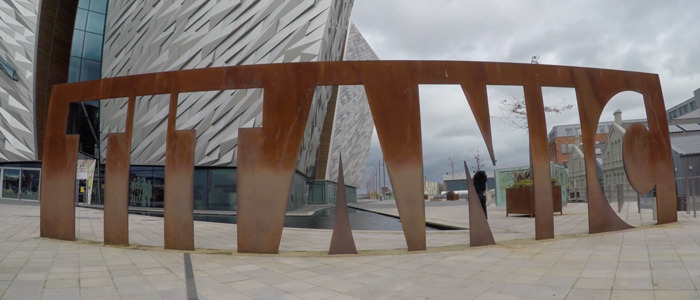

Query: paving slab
[1,199,699,299]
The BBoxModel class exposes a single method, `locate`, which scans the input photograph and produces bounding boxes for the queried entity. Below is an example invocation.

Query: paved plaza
[2,198,700,299]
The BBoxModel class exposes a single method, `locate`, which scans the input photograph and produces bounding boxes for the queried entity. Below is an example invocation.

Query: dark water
[132,207,451,231]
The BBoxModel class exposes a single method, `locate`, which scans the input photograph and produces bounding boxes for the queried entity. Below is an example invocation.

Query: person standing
[473,171,488,219]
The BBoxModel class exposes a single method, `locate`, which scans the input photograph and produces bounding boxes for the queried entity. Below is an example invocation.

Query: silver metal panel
[678,123,700,132]
[0,0,39,161]
[325,24,378,188]
[669,125,684,133]
[101,0,354,171]
[670,135,700,155]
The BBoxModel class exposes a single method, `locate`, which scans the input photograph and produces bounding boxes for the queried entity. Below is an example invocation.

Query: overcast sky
[349,0,700,190]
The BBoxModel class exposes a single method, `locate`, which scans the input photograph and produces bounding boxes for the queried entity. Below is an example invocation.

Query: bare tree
[496,55,574,130]
[472,150,485,172]
[498,95,574,130]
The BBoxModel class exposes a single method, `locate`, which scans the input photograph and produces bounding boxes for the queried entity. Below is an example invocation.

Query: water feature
[131,207,453,231]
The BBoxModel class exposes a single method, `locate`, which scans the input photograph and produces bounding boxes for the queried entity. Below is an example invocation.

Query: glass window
[208,169,236,210]
[289,172,306,210]
[90,0,108,14]
[71,30,85,57]
[82,32,103,61]
[561,144,567,154]
[68,56,81,82]
[75,8,88,30]
[691,102,697,110]
[86,11,105,34]
[20,170,41,200]
[78,0,90,9]
[576,128,581,135]
[130,167,148,207]
[565,128,573,136]
[128,166,164,208]
[193,169,208,210]
[80,59,101,81]
[2,169,20,199]
[152,168,164,208]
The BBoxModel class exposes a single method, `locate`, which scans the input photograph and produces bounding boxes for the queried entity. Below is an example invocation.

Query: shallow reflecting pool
[132,207,452,231]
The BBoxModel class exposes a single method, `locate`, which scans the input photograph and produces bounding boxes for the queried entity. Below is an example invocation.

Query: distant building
[601,110,638,200]
[547,123,611,166]
[567,136,588,201]
[668,117,700,196]
[443,172,495,192]
[667,88,700,120]
[424,181,441,196]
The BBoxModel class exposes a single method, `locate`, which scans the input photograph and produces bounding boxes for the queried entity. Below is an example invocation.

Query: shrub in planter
[505,170,562,217]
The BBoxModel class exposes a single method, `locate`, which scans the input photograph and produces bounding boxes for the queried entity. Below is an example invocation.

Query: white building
[601,110,637,200]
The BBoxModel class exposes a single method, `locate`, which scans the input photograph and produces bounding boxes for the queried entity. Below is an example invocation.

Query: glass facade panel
[82,32,103,61]
[71,30,85,57]
[78,0,90,9]
[130,167,160,207]
[75,9,88,30]
[90,0,108,13]
[68,57,81,82]
[152,168,165,207]
[20,170,40,200]
[309,182,325,204]
[288,172,307,209]
[2,169,20,199]
[208,169,236,210]
[86,11,105,34]
[193,169,208,210]
[80,59,101,81]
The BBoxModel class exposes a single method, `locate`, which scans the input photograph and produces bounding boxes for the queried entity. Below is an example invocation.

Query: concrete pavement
[2,198,700,299]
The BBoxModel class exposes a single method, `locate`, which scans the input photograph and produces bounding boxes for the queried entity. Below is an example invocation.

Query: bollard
[693,178,697,218]
[617,184,624,213]
[687,177,691,214]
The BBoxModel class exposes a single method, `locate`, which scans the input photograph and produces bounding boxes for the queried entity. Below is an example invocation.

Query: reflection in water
[132,207,450,231]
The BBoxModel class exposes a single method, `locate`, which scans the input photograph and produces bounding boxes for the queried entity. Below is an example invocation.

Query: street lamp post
[691,165,695,218]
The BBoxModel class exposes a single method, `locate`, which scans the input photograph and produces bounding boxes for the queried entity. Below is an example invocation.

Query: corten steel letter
[329,154,357,254]
[463,161,495,247]
[237,68,317,254]
[40,86,80,241]
[164,92,196,250]
[460,80,497,166]
[624,78,676,224]
[362,64,426,251]
[104,96,136,245]
[39,61,677,252]
[572,68,676,232]
[523,78,555,240]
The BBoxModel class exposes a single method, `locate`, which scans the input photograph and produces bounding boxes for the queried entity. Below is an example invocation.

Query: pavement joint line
[184,253,198,300]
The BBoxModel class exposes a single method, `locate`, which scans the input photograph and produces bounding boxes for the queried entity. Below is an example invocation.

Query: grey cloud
[352,0,700,189]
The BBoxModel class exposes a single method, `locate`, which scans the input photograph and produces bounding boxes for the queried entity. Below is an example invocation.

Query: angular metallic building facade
[324,24,377,188]
[100,0,353,173]
[0,0,374,207]
[0,0,40,161]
